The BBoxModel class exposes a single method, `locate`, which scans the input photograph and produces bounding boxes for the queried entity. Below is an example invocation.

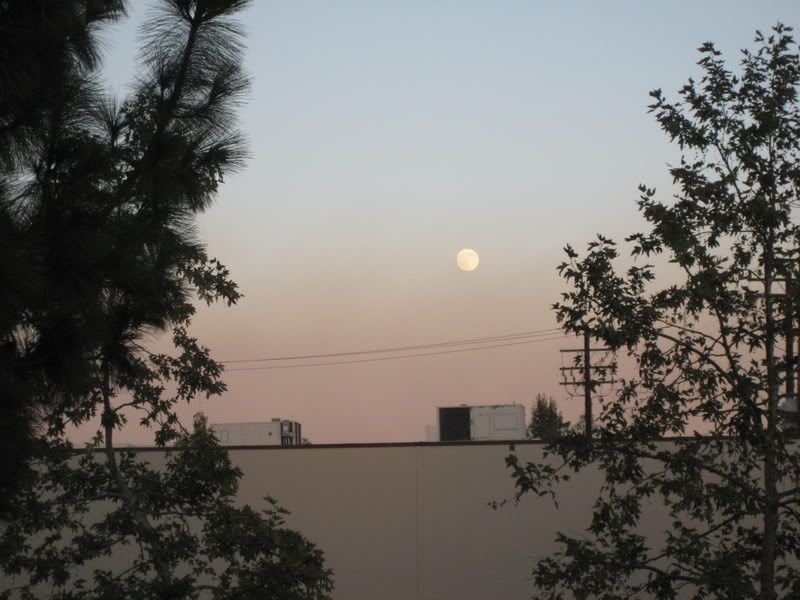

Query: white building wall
[2,442,678,600]
[217,443,619,599]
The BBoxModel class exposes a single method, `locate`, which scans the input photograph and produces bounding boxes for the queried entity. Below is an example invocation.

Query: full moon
[456,248,480,272]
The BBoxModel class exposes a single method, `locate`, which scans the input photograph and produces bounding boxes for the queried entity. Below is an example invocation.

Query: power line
[220,327,562,364]
[225,335,568,372]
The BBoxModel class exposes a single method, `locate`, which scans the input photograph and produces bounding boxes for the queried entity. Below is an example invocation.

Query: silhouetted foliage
[0,0,129,514]
[527,394,567,441]
[0,1,333,597]
[508,24,800,599]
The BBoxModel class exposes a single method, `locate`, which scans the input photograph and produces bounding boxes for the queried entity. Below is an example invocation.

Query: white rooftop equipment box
[211,418,302,447]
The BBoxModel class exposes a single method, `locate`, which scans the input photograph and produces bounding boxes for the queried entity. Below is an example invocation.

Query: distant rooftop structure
[211,419,303,447]
[779,396,800,431]
[426,404,527,442]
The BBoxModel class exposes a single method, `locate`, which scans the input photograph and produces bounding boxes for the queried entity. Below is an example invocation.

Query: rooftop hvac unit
[212,419,304,447]
[437,404,527,441]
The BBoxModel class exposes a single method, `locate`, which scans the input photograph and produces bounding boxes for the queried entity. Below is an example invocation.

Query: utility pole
[780,267,800,429]
[786,271,794,406]
[762,258,800,429]
[559,329,616,438]
[583,331,593,438]
[747,258,800,430]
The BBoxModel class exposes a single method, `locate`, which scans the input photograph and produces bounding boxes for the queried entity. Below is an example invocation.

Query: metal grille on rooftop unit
[439,407,470,441]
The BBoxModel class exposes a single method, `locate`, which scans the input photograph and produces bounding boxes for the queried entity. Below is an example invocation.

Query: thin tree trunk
[760,256,779,600]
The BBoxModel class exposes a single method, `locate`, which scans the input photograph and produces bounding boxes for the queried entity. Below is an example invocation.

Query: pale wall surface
[2,441,662,599]
[226,441,601,600]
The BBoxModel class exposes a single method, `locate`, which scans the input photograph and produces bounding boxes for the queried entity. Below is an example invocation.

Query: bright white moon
[457,248,480,272]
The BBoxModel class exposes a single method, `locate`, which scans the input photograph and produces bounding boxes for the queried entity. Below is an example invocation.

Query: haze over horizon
[73,0,800,445]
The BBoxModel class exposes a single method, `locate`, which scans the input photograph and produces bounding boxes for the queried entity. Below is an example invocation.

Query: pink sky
[73,1,800,445]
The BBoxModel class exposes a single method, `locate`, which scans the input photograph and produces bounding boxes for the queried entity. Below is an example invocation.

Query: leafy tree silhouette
[0,1,333,597]
[508,24,800,599]
[527,394,568,441]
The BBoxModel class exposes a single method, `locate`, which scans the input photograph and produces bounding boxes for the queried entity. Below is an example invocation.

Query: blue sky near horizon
[88,1,800,444]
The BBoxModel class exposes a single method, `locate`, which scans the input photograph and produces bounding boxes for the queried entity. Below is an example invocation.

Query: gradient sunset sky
[92,1,800,444]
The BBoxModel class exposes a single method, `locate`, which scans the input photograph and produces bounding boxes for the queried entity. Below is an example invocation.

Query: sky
[86,0,800,445]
